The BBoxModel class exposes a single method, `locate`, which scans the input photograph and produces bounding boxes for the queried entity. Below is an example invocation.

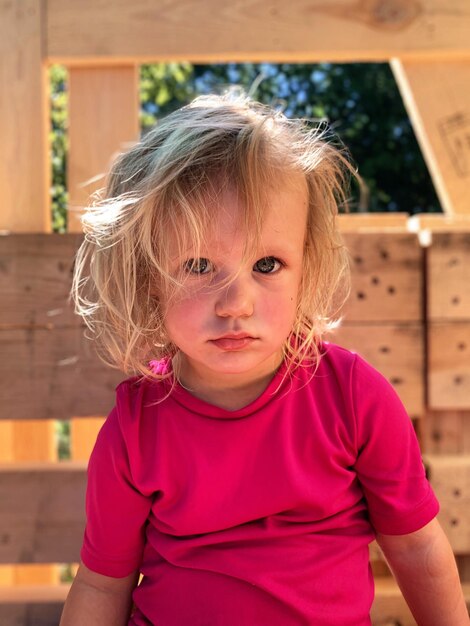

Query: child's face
[164,179,308,396]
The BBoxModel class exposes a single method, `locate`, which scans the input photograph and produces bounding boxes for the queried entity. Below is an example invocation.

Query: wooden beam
[46,0,470,65]
[0,0,50,232]
[0,463,86,564]
[67,66,139,231]
[391,58,470,215]
[337,213,409,232]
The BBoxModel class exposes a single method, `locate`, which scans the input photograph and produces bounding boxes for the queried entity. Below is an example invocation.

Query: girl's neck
[172,353,283,411]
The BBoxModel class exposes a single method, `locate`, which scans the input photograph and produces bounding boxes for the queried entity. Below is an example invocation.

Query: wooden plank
[46,0,470,64]
[0,463,86,564]
[0,584,69,603]
[0,602,64,626]
[409,213,470,233]
[338,213,409,232]
[341,232,422,323]
[0,582,67,625]
[423,410,470,454]
[68,66,139,232]
[425,454,470,553]
[71,418,105,461]
[326,323,424,419]
[428,322,470,409]
[0,327,122,420]
[0,233,83,328]
[391,59,470,216]
[0,0,49,232]
[371,577,415,626]
[426,232,470,321]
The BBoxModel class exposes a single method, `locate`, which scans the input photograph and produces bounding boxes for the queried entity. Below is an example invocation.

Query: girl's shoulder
[112,359,173,424]
[315,340,402,409]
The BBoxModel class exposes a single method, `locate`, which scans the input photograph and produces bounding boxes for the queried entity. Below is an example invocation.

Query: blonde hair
[70,91,354,385]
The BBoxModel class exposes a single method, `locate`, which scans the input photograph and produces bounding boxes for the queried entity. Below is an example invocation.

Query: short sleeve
[81,391,153,577]
[352,354,439,535]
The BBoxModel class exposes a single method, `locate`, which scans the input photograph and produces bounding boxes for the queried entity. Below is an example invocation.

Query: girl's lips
[210,336,256,351]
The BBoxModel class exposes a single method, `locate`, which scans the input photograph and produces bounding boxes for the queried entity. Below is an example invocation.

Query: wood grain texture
[428,322,470,409]
[0,327,122,420]
[341,232,423,323]
[68,66,139,232]
[426,232,470,321]
[46,0,470,64]
[371,578,415,626]
[423,410,470,454]
[0,233,83,328]
[326,322,424,418]
[391,58,470,216]
[0,463,86,564]
[425,454,470,553]
[0,0,50,232]
[0,602,64,626]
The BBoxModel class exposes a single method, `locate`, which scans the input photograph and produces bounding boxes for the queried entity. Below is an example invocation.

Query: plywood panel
[0,1,49,231]
[0,233,83,327]
[0,463,86,564]
[391,59,470,216]
[428,322,470,409]
[426,232,470,321]
[326,323,424,418]
[68,66,139,232]
[47,0,470,64]
[341,232,422,322]
[0,327,122,420]
[425,454,470,553]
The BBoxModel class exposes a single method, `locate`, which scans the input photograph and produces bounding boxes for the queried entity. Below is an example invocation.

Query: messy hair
[70,91,354,385]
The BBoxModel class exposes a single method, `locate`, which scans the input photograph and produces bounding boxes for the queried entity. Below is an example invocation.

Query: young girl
[61,93,467,626]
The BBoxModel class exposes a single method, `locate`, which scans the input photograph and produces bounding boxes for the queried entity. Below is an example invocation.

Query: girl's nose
[214,277,254,318]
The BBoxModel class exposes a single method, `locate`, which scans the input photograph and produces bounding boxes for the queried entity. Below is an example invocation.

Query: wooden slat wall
[328,227,424,419]
[1,226,470,622]
[422,227,470,593]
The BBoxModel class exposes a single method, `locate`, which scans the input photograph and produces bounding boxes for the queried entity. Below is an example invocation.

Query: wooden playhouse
[0,1,469,624]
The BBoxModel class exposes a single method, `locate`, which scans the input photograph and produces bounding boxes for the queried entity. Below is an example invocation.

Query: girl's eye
[183,258,212,275]
[254,257,282,274]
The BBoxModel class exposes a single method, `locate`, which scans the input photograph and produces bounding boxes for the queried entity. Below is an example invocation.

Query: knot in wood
[366,0,421,31]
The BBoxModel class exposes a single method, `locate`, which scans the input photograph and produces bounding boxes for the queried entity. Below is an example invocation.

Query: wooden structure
[1,1,469,624]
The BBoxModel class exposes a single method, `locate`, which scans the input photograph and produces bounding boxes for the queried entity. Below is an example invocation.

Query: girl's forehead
[164,175,308,261]
[202,182,308,253]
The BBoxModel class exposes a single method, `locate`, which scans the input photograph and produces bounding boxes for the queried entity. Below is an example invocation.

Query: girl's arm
[59,561,139,626]
[376,518,469,625]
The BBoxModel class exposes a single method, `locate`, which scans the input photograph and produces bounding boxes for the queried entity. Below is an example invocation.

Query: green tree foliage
[50,65,68,233]
[50,62,441,231]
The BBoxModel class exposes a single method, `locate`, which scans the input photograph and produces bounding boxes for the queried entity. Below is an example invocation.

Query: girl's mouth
[210,335,256,351]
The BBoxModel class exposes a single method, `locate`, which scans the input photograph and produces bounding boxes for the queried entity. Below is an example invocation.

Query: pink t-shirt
[81,342,439,625]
